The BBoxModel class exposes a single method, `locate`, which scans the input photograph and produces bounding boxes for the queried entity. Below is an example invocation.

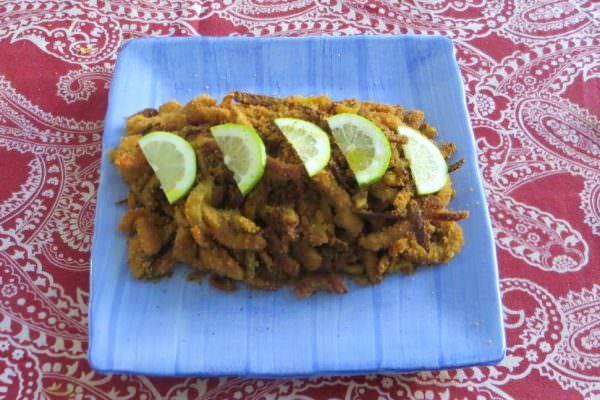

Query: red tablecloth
[0,1,598,399]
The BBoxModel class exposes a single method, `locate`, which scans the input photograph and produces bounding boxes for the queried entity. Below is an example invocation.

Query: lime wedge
[326,113,391,187]
[138,131,197,204]
[274,117,331,176]
[398,125,449,195]
[210,123,266,195]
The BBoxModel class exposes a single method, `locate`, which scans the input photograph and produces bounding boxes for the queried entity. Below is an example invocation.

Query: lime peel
[138,131,197,204]
[398,125,449,195]
[210,123,267,195]
[326,113,391,187]
[275,117,331,176]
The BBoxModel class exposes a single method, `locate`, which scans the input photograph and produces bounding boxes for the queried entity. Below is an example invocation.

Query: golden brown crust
[110,92,467,296]
[312,170,364,238]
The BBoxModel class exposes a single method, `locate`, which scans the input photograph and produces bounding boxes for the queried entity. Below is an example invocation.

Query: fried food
[110,92,468,296]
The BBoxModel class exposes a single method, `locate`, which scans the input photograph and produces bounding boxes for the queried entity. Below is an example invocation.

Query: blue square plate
[90,36,505,376]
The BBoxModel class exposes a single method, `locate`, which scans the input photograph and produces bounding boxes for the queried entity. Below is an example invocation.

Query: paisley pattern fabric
[0,1,598,398]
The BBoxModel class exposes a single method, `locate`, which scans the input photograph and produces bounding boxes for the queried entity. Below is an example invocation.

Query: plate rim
[89,34,505,377]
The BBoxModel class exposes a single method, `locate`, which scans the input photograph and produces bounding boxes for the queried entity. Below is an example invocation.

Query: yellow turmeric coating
[110,92,468,296]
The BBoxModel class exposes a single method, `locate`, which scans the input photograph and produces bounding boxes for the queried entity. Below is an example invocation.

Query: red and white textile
[0,1,598,399]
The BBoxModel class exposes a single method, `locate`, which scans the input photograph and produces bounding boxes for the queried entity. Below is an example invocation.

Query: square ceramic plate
[90,36,505,376]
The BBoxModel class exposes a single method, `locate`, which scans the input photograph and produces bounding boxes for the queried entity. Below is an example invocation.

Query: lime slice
[210,123,266,195]
[326,113,391,187]
[138,131,197,204]
[274,117,331,176]
[398,125,449,195]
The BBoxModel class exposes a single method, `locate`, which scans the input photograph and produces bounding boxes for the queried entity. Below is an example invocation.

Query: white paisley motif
[0,231,88,357]
[0,75,103,140]
[0,0,598,398]
[0,157,42,221]
[56,65,112,104]
[0,334,42,400]
[502,0,595,43]
[488,192,588,272]
[539,285,600,397]
[516,96,599,171]
[45,157,99,258]
[580,177,600,235]
[0,142,99,267]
